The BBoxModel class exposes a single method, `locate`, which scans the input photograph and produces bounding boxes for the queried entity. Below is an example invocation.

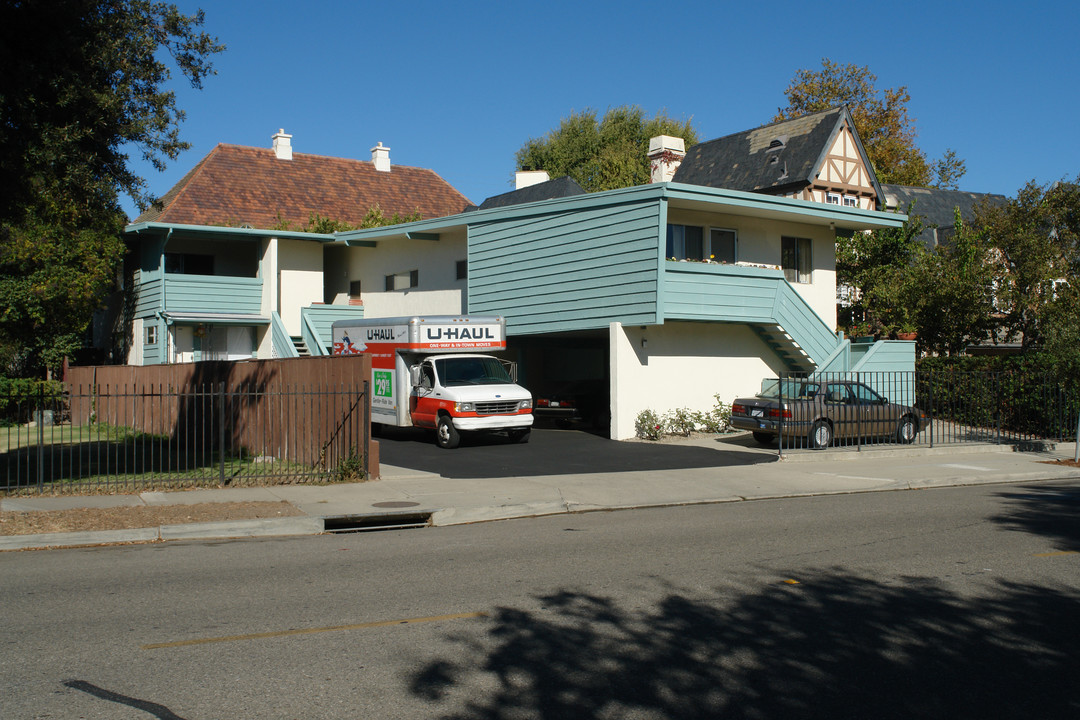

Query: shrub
[635,409,663,440]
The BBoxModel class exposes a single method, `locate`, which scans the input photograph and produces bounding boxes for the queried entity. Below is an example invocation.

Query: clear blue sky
[122,0,1079,220]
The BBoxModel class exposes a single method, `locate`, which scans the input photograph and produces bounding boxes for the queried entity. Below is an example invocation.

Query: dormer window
[766,136,788,152]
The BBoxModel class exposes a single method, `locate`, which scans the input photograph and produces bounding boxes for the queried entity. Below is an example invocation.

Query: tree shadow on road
[993,482,1080,550]
[409,572,1080,719]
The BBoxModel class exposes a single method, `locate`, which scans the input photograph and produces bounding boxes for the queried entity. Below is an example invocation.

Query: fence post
[218,382,226,485]
[37,384,45,492]
[362,379,370,479]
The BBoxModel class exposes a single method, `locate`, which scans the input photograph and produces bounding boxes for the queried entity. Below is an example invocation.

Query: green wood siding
[133,270,163,319]
[467,200,662,334]
[164,275,262,315]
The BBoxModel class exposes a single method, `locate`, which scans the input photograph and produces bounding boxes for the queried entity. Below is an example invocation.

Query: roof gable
[476,175,586,210]
[133,144,472,229]
[674,107,872,195]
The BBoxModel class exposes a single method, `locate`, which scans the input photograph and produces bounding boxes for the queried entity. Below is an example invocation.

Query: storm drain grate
[322,512,432,533]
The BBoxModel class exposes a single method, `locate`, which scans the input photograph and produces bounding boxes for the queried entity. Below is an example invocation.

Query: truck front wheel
[436,415,461,449]
[508,428,531,444]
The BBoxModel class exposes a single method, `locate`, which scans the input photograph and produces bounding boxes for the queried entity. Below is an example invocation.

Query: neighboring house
[881,184,1008,249]
[670,106,884,211]
[121,131,472,365]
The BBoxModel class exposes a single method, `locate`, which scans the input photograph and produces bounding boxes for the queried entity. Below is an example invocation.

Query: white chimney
[371,142,391,172]
[515,170,550,189]
[647,135,686,183]
[272,128,293,160]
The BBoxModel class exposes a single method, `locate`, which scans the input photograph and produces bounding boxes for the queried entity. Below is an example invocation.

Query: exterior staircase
[291,336,311,357]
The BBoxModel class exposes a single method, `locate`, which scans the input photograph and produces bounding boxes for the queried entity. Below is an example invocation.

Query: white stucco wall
[609,320,787,440]
[278,238,324,333]
[666,208,838,330]
[344,230,468,315]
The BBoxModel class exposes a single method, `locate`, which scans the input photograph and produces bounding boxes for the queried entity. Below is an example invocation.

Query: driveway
[375,424,775,479]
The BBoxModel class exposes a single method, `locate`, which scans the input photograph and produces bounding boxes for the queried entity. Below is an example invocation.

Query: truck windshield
[434,356,513,386]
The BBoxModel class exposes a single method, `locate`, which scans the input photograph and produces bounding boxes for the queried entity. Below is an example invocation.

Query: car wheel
[752,431,776,446]
[508,428,531,444]
[809,420,832,450]
[896,415,916,444]
[435,415,460,449]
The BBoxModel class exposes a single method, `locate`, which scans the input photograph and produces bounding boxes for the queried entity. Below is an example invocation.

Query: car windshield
[435,356,513,387]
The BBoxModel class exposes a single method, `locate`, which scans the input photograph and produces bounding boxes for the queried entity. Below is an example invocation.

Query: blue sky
[122,0,1079,220]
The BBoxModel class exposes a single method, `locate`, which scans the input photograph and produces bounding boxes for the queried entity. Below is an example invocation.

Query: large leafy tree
[516,106,698,192]
[0,1,224,376]
[775,59,964,189]
[976,177,1080,351]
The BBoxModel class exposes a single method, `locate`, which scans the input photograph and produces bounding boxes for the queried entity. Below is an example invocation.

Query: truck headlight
[455,401,475,413]
[519,399,532,410]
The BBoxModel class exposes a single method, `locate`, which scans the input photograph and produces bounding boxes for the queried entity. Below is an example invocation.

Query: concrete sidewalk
[3,438,1079,551]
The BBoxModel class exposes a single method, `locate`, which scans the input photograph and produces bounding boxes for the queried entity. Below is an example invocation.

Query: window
[667,224,737,263]
[826,193,841,205]
[385,270,419,291]
[164,253,214,275]
[843,196,858,207]
[145,326,158,345]
[456,260,468,280]
[710,228,737,264]
[666,224,704,260]
[781,236,812,284]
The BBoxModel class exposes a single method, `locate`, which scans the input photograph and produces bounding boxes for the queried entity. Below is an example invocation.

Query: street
[2,480,1078,719]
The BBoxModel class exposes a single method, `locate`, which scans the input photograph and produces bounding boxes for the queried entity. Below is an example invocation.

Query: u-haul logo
[367,328,396,341]
[425,327,497,341]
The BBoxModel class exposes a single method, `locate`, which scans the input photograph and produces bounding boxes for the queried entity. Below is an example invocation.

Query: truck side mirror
[409,365,421,387]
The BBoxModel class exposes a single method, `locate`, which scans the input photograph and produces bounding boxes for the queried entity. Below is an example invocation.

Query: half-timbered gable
[671,106,885,210]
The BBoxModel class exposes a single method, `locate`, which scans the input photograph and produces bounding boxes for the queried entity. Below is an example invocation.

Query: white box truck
[331,315,533,448]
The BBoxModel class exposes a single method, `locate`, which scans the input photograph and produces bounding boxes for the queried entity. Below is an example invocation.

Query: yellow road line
[142,611,487,650]
[1033,550,1078,557]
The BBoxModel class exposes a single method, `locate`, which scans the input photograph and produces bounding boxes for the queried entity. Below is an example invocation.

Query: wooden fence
[63,355,378,479]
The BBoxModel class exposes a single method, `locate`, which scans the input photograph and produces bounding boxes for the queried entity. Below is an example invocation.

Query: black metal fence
[763,370,1079,454]
[1,382,370,494]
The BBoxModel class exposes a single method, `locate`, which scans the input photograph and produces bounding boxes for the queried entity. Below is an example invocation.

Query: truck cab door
[409,360,439,428]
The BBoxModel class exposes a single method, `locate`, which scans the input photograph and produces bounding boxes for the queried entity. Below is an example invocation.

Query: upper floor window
[385,269,419,291]
[843,196,858,207]
[145,326,158,345]
[667,224,738,263]
[667,224,704,261]
[165,253,214,275]
[782,236,812,284]
[826,193,841,205]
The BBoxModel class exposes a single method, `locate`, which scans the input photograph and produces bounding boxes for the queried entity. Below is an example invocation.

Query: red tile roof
[133,144,472,228]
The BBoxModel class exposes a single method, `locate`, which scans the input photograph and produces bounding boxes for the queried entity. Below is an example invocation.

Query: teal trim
[270,312,299,358]
[164,274,262,315]
[125,222,336,243]
[301,312,325,356]
[299,305,365,354]
[655,197,669,325]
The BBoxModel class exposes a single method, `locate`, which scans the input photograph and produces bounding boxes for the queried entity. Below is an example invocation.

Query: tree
[0,1,224,376]
[976,177,1080,351]
[775,59,964,189]
[516,106,698,192]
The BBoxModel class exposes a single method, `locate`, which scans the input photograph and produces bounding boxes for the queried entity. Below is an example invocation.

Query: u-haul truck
[332,315,533,448]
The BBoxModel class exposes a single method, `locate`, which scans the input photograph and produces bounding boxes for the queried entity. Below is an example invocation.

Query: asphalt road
[376,424,774,478]
[2,480,1078,719]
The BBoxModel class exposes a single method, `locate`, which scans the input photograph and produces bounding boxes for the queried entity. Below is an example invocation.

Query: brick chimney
[371,142,391,172]
[515,170,550,189]
[272,129,292,160]
[648,135,685,183]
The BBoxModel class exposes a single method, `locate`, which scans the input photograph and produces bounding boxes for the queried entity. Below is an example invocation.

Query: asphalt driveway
[375,423,774,479]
